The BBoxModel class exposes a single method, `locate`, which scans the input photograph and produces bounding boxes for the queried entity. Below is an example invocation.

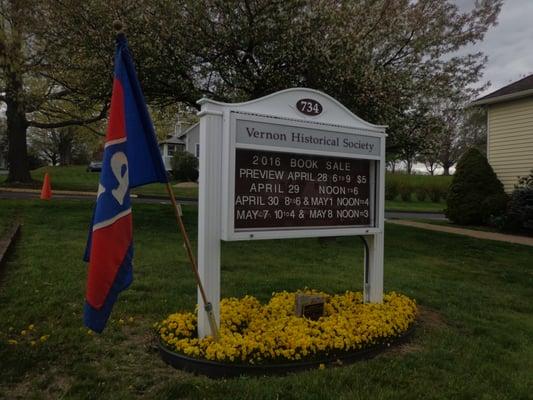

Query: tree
[52,0,502,131]
[0,115,7,168]
[419,129,443,176]
[174,0,501,166]
[0,0,109,182]
[390,109,428,174]
[420,98,487,175]
[1,0,502,183]
[29,125,100,166]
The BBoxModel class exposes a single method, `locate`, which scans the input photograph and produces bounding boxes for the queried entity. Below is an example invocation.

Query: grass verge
[385,200,445,213]
[0,199,532,399]
[0,166,198,199]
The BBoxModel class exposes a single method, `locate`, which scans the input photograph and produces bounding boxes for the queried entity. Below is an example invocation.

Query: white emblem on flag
[111,151,129,205]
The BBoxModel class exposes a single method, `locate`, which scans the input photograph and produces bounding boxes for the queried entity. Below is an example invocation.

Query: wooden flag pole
[164,182,220,340]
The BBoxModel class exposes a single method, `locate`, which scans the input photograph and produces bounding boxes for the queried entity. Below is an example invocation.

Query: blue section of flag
[115,34,168,188]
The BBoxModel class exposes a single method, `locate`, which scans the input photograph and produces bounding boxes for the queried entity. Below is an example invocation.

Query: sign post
[197,88,386,338]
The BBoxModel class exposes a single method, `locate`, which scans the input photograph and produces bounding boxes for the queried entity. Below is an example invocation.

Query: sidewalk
[387,219,533,247]
[0,187,199,204]
[0,187,98,197]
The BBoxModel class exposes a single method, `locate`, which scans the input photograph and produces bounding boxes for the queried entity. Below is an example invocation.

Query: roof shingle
[473,74,533,105]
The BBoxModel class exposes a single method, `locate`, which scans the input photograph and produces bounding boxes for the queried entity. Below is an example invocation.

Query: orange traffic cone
[40,173,52,200]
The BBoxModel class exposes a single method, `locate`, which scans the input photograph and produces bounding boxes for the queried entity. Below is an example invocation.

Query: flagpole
[164,182,220,340]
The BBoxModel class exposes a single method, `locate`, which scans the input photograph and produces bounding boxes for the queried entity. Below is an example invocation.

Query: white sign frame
[223,112,382,241]
[196,88,387,337]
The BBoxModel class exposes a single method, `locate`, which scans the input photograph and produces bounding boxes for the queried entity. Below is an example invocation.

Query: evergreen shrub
[171,150,199,181]
[504,170,533,233]
[446,148,507,225]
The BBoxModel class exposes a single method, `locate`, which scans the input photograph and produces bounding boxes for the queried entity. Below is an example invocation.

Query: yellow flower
[8,339,18,345]
[156,290,417,364]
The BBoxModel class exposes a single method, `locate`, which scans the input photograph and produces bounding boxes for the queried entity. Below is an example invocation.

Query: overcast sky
[457,0,533,96]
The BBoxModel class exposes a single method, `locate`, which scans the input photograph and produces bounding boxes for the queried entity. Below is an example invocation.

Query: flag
[84,33,168,333]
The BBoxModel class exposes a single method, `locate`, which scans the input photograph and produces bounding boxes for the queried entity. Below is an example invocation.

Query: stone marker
[295,294,325,320]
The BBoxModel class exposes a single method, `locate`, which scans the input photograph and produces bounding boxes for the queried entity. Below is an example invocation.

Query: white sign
[236,119,381,156]
[196,88,386,337]
[225,113,382,241]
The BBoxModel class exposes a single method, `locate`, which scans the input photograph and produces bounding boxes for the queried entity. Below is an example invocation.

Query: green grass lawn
[0,166,199,199]
[385,199,446,213]
[0,199,532,399]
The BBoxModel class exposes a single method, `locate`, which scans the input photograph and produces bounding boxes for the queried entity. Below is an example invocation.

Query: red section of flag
[106,79,126,142]
[86,213,132,309]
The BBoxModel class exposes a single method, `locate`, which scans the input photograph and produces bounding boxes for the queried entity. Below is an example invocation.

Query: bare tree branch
[27,102,108,129]
[25,89,72,113]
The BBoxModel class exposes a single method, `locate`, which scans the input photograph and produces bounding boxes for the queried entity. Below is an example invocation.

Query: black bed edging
[0,223,21,273]
[159,325,416,378]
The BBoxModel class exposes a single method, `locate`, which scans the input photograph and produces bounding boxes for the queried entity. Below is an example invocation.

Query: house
[177,123,200,159]
[471,74,533,192]
[159,135,185,171]
[158,122,199,171]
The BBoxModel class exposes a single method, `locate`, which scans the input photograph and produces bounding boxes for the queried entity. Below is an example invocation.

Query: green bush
[386,173,451,203]
[415,187,427,202]
[171,150,199,182]
[504,170,533,233]
[427,183,443,203]
[446,148,508,225]
[398,182,412,202]
[385,180,398,200]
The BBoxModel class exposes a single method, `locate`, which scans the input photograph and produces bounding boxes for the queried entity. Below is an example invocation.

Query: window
[195,143,200,158]
[167,144,176,156]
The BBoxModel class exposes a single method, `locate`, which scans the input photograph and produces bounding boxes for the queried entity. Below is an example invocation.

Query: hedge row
[385,173,452,202]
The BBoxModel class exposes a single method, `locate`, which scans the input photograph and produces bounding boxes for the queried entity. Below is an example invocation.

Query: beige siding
[487,97,533,192]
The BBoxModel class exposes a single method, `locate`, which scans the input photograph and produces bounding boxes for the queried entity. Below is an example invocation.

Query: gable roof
[177,122,199,139]
[159,136,185,145]
[471,74,533,106]
[158,122,198,146]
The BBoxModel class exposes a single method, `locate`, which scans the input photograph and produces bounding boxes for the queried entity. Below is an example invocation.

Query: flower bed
[156,290,417,374]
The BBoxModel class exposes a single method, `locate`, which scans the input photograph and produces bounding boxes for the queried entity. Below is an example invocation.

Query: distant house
[158,122,199,171]
[471,75,533,192]
[159,136,185,171]
[177,123,200,159]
